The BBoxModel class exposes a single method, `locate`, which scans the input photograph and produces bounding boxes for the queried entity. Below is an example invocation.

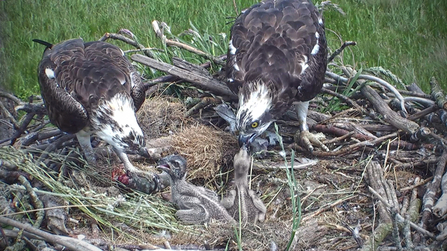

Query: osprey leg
[76,131,96,165]
[294,101,329,152]
[113,148,139,172]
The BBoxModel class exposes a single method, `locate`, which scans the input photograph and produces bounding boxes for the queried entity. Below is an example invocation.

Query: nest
[137,96,238,183]
[172,124,238,182]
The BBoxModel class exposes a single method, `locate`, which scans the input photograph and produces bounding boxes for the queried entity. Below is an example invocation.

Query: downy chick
[157,155,235,224]
[221,147,266,224]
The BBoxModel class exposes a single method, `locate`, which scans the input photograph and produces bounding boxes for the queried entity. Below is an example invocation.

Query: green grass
[0,0,257,98]
[324,0,447,93]
[0,0,445,98]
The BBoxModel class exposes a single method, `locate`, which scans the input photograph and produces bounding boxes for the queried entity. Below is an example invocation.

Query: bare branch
[0,216,102,251]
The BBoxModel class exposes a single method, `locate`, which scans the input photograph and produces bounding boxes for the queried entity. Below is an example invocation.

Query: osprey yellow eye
[251,121,259,128]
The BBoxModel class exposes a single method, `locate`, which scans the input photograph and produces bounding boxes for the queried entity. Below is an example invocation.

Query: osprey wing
[83,41,145,111]
[37,39,88,134]
[226,0,327,104]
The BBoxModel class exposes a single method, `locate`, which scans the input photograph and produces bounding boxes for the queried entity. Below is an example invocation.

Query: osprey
[226,0,328,151]
[35,38,148,172]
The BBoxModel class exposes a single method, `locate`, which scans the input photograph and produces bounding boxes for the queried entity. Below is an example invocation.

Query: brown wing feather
[83,41,145,111]
[130,73,145,111]
[37,39,88,133]
[36,38,144,134]
[226,0,327,115]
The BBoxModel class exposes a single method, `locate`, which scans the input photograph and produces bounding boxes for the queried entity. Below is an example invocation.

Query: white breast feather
[229,39,237,55]
[93,93,143,150]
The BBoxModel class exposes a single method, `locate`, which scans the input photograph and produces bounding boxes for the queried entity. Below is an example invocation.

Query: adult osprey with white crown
[226,0,328,151]
[35,38,150,174]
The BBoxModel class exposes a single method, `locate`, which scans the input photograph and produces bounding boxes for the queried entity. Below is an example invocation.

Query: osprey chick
[226,0,328,151]
[221,147,266,224]
[35,38,148,172]
[157,155,235,224]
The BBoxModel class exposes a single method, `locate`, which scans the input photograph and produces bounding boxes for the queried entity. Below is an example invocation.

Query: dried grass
[138,96,238,183]
[0,146,188,242]
[137,95,191,140]
[172,124,238,181]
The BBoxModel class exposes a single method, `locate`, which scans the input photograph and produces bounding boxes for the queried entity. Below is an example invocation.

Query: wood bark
[131,54,236,99]
[361,85,419,134]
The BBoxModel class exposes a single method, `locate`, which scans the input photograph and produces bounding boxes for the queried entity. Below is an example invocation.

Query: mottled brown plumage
[221,148,266,224]
[157,155,235,224]
[35,38,149,173]
[226,0,328,151]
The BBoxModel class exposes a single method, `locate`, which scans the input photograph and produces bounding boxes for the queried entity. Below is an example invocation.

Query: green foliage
[324,68,364,112]
[0,0,257,98]
[324,0,447,92]
[274,123,302,251]
[1,0,445,98]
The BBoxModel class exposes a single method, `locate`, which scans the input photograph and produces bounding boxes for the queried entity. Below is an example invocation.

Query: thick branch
[430,76,447,110]
[98,32,155,58]
[432,171,447,218]
[420,148,447,228]
[131,54,236,98]
[0,216,102,251]
[361,85,419,134]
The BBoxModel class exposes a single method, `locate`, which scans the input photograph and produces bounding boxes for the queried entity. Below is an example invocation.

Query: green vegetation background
[1,0,446,99]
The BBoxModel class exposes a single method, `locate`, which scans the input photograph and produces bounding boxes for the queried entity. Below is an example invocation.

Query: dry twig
[420,148,447,228]
[0,216,102,251]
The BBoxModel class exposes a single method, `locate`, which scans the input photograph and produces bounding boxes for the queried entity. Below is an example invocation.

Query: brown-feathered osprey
[226,0,328,151]
[34,38,148,172]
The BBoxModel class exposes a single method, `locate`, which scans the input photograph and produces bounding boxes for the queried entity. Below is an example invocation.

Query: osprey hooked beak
[234,80,274,149]
[238,133,256,148]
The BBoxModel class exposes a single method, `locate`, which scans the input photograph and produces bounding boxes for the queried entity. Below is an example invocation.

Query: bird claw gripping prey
[157,155,235,224]
[221,148,266,224]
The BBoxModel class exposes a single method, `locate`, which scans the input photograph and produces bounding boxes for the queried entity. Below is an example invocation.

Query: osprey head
[93,93,148,157]
[156,155,187,181]
[236,80,273,147]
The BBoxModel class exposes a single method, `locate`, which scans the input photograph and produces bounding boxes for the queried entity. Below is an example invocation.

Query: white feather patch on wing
[93,93,143,150]
[318,18,323,25]
[229,39,237,55]
[233,63,240,71]
[237,81,272,122]
[45,68,55,79]
[300,55,309,75]
[311,32,320,55]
